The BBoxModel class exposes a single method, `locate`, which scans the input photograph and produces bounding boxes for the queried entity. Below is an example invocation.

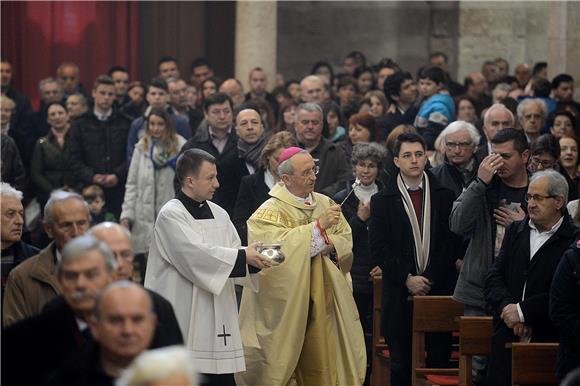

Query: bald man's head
[90,222,134,281]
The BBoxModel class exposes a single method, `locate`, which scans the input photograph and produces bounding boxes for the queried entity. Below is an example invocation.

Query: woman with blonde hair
[120,108,186,256]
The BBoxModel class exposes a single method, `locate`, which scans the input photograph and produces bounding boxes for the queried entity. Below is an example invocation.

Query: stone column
[235,1,277,92]
[548,1,580,101]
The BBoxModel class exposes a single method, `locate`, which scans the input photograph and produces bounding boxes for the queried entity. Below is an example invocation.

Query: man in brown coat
[3,190,90,325]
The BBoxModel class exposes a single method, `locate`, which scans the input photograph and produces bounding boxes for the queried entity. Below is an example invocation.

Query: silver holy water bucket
[258,244,285,266]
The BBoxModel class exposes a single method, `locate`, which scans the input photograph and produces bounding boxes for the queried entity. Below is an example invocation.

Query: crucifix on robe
[218,324,231,346]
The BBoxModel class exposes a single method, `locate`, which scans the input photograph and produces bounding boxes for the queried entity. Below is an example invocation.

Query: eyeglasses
[525,194,555,203]
[445,141,473,150]
[298,165,319,177]
[529,157,555,168]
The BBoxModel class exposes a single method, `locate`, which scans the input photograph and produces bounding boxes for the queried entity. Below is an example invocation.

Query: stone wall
[276,1,558,85]
[457,1,549,82]
[276,1,434,80]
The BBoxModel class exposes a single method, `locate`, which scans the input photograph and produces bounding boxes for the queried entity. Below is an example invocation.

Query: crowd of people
[1,50,580,386]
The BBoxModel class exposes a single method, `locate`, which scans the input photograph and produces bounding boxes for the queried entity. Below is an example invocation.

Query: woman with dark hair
[275,100,297,134]
[311,60,335,89]
[233,131,297,244]
[354,65,376,95]
[343,112,378,162]
[550,110,576,139]
[455,95,477,124]
[285,80,301,103]
[120,107,186,255]
[120,81,147,119]
[30,102,77,207]
[529,133,579,201]
[333,142,387,385]
[322,101,346,143]
[200,77,222,105]
[560,135,579,202]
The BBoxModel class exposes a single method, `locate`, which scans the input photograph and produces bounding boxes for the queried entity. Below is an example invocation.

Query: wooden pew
[509,342,559,386]
[371,276,390,386]
[458,316,492,386]
[412,296,464,386]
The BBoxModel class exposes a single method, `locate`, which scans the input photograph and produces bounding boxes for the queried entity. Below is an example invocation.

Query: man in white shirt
[484,169,580,386]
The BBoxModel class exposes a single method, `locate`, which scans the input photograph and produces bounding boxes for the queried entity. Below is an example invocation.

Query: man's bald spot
[235,108,262,125]
[300,75,322,88]
[95,280,153,318]
[90,221,131,241]
[220,78,243,94]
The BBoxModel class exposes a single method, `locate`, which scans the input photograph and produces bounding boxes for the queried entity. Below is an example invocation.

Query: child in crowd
[414,66,456,150]
[82,185,116,224]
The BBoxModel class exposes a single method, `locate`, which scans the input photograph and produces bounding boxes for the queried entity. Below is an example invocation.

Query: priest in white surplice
[144,148,270,386]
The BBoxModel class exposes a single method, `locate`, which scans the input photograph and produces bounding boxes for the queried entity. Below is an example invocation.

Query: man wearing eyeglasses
[369,132,461,386]
[432,121,482,198]
[450,128,530,385]
[238,147,366,386]
[484,169,579,385]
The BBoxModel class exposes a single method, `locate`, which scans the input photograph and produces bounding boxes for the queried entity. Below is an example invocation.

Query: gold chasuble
[236,184,366,386]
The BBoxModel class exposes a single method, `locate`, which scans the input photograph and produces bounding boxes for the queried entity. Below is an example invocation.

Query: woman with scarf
[120,108,186,257]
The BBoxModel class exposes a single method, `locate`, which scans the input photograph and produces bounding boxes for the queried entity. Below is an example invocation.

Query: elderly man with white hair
[0,183,39,307]
[432,121,482,198]
[484,169,579,385]
[517,98,549,144]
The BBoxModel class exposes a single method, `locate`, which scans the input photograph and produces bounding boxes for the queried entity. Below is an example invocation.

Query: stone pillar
[548,1,580,101]
[235,1,277,93]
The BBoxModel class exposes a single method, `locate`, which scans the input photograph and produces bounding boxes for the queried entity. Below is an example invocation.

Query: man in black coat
[69,75,132,219]
[2,234,182,386]
[377,71,419,141]
[550,238,580,380]
[369,133,461,386]
[484,169,580,386]
[180,92,247,216]
[43,281,158,386]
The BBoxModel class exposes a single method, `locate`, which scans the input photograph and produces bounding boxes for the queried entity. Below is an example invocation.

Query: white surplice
[144,198,258,374]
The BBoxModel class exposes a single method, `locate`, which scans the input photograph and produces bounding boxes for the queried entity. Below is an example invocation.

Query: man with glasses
[432,121,482,198]
[527,134,560,174]
[238,147,366,386]
[294,102,351,196]
[369,133,460,386]
[450,128,530,385]
[484,169,579,385]
[180,92,244,215]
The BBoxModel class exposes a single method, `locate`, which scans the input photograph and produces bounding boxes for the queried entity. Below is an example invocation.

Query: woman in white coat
[121,107,186,257]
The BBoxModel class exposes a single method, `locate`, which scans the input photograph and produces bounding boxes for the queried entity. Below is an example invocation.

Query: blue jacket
[414,93,455,150]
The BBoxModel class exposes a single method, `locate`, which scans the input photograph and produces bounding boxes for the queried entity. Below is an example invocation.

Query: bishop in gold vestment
[236,147,366,386]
